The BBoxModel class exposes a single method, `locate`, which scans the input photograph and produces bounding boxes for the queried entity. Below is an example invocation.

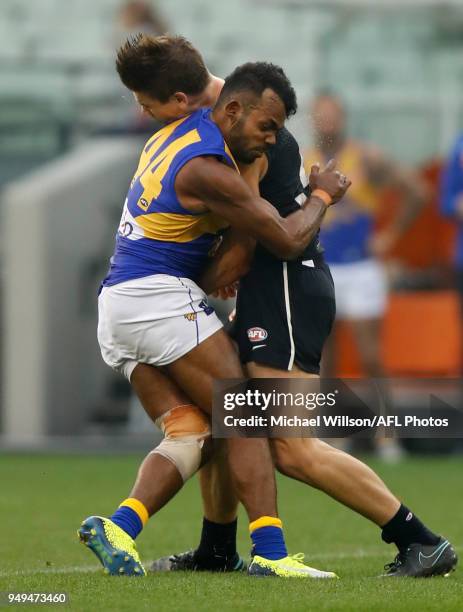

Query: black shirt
[256,127,323,264]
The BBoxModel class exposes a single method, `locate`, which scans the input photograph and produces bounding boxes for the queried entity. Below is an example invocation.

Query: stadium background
[0,2,462,609]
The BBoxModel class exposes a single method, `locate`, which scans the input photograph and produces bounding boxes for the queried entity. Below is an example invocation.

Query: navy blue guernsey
[257,127,323,263]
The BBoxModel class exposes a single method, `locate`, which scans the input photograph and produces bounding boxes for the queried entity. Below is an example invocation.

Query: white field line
[0,546,461,579]
[0,564,100,578]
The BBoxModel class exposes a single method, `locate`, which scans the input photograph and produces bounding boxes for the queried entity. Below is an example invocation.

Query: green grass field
[0,453,462,611]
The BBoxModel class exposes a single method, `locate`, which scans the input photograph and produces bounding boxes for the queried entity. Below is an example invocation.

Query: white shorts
[329,259,388,320]
[97,274,223,380]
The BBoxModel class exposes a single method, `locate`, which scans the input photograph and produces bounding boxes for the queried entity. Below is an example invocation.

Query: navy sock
[195,517,238,565]
[381,504,440,550]
[110,506,143,540]
[251,526,287,560]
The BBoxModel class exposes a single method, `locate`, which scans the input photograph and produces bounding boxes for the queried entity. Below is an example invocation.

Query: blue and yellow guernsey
[102,109,237,287]
[304,143,381,265]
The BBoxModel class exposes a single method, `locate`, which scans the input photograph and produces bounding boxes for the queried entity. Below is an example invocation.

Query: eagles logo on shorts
[184,313,197,322]
[198,299,214,316]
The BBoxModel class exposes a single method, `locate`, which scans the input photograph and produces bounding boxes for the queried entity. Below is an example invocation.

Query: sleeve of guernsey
[259,127,306,217]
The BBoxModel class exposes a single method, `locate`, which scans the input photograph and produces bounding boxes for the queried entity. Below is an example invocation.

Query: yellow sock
[249,516,283,534]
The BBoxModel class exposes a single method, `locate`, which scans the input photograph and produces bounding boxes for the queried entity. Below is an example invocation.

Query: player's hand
[212,282,239,299]
[309,159,352,205]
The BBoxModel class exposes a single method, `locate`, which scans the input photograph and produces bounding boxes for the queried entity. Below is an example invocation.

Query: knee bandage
[152,405,211,482]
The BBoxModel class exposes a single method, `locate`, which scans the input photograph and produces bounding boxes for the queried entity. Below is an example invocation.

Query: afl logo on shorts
[247,327,268,342]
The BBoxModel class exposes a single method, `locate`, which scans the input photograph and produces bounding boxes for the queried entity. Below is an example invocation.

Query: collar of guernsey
[102,109,239,287]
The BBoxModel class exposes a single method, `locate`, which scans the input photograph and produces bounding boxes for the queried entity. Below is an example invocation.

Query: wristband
[311,189,332,206]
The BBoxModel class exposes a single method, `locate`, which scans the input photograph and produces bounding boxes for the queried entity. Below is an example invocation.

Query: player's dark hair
[116,34,209,102]
[217,62,297,117]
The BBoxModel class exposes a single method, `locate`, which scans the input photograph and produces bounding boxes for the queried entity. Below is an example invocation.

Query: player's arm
[176,156,350,260]
[364,146,427,256]
[198,228,254,295]
[198,158,266,294]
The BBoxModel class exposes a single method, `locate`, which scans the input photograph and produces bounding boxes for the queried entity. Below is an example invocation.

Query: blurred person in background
[113,1,168,45]
[112,1,169,134]
[305,92,427,460]
[441,132,463,365]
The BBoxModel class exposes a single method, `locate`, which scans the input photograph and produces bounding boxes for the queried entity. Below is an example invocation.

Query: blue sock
[251,526,287,560]
[110,506,143,540]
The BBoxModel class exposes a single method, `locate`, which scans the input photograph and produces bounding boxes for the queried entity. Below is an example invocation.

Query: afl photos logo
[247,327,268,342]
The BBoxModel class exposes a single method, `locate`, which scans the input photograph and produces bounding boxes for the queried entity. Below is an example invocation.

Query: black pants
[233,256,336,374]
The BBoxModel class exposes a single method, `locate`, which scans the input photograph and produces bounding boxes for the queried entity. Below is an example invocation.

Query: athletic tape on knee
[152,405,211,482]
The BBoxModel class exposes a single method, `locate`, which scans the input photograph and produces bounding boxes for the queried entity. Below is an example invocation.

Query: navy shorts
[233,256,336,374]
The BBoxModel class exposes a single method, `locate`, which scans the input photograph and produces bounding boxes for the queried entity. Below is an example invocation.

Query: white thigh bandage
[152,405,211,482]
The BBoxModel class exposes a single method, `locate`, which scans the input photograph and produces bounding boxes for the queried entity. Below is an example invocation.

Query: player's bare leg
[199,442,238,524]
[132,364,240,570]
[129,364,210,515]
[178,360,455,577]
[348,318,404,460]
[272,437,398,525]
[245,361,400,526]
[137,329,337,577]
[260,363,456,576]
[78,364,212,576]
[196,361,400,528]
[161,330,337,577]
[321,319,403,460]
[83,328,334,577]
[166,330,278,522]
[349,318,383,378]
